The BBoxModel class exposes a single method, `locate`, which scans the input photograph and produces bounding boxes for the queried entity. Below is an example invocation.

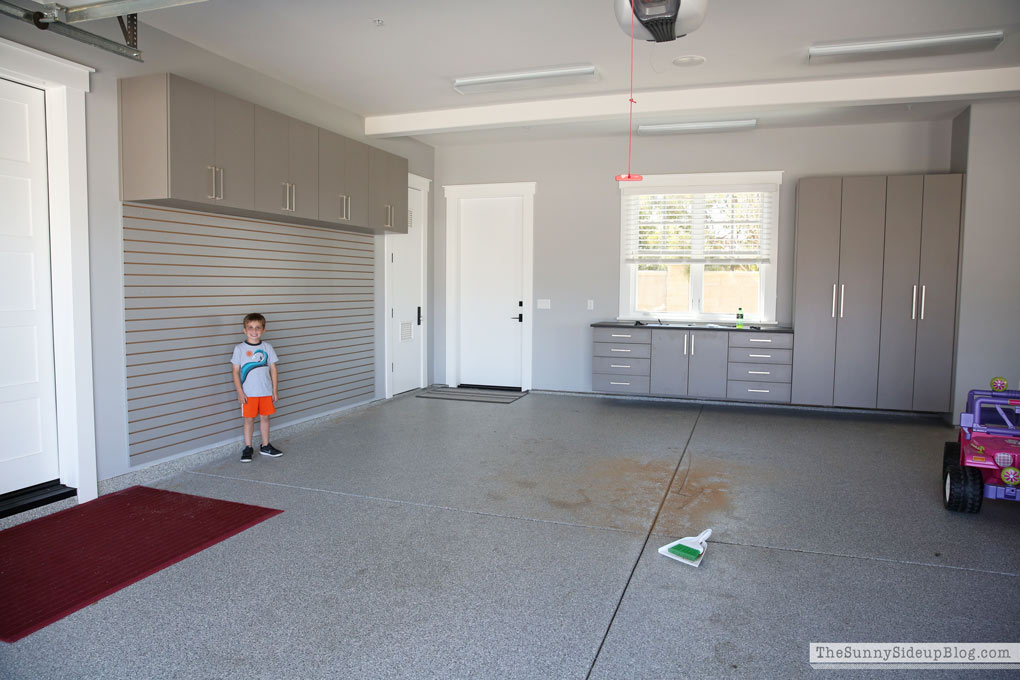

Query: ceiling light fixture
[452,64,597,95]
[672,55,706,67]
[637,119,758,135]
[808,29,1005,62]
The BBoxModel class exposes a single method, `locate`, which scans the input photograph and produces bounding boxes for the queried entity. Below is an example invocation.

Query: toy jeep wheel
[943,441,960,470]
[944,463,983,513]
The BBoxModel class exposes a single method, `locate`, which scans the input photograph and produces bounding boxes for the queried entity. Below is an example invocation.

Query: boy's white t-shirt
[231,341,279,397]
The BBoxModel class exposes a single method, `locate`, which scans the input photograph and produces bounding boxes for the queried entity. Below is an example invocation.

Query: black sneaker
[240,446,254,463]
[260,443,283,457]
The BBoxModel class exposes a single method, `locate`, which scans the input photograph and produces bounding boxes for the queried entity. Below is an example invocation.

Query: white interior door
[459,196,523,387]
[387,182,426,395]
[0,78,59,495]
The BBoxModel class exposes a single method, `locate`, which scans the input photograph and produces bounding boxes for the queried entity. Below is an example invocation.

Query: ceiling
[131,0,1020,144]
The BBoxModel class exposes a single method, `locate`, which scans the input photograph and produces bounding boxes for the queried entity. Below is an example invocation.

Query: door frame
[0,38,97,502]
[384,172,430,399]
[443,182,535,390]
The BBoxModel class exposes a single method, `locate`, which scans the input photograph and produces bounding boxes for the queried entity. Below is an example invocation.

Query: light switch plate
[587,299,594,310]
[537,299,551,309]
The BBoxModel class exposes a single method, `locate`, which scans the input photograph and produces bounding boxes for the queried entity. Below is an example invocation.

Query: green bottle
[736,307,744,329]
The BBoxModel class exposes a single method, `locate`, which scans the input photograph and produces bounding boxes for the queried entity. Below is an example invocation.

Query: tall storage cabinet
[877,174,962,411]
[792,174,963,412]
[790,177,842,406]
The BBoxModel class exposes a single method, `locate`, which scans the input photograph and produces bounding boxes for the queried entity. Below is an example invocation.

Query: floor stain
[653,456,748,536]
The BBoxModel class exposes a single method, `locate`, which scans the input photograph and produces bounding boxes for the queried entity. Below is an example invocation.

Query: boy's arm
[232,364,247,404]
[270,363,279,402]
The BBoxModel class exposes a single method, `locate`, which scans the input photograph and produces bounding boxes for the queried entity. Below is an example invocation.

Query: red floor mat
[0,485,282,642]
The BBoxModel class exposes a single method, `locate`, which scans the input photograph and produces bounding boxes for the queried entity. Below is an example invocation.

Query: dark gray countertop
[591,321,794,333]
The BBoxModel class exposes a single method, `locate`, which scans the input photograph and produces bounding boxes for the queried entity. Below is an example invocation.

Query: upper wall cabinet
[119,73,409,233]
[121,73,254,210]
[253,106,319,220]
[319,129,369,227]
[369,146,409,233]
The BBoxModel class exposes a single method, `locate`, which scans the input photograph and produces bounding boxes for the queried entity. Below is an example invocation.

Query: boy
[231,313,283,462]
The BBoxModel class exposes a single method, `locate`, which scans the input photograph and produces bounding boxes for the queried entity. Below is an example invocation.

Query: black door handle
[511,313,523,322]
[417,306,421,325]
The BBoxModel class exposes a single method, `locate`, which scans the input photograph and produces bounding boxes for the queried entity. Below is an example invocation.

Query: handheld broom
[658,529,712,567]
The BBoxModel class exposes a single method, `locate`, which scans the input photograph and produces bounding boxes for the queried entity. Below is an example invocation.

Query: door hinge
[391,363,394,372]
[391,308,394,318]
[391,253,394,263]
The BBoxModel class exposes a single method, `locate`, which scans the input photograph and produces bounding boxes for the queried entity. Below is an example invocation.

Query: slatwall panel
[123,203,375,459]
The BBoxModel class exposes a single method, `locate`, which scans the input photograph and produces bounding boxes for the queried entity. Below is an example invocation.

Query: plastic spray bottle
[736,307,744,329]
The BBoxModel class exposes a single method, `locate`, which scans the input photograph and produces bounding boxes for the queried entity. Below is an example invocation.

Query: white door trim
[443,182,535,390]
[0,38,97,502]
[384,172,430,399]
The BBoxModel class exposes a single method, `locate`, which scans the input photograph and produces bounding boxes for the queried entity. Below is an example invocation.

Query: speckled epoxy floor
[2,392,1018,679]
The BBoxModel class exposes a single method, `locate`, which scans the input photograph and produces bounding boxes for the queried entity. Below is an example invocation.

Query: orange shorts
[241,396,275,418]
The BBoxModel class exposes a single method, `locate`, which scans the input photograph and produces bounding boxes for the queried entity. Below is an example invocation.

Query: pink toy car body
[944,389,1020,513]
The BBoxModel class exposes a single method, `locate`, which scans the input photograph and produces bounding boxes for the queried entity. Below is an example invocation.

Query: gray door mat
[416,387,527,404]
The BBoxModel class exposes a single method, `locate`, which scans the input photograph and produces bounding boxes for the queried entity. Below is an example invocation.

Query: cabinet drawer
[728,348,793,365]
[727,363,792,383]
[728,332,793,349]
[593,357,650,376]
[727,380,792,403]
[593,374,650,395]
[594,342,652,359]
[593,327,651,344]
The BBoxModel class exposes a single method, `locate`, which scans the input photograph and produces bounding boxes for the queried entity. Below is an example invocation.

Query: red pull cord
[616,0,643,181]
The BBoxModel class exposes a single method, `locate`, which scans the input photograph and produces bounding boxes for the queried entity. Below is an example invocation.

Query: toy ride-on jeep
[944,389,1020,513]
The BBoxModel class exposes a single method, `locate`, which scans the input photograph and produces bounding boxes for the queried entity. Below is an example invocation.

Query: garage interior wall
[123,204,375,465]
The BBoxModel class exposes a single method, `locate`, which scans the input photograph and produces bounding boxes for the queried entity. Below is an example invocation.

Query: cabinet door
[167,75,215,205]
[791,177,842,406]
[387,153,409,233]
[253,106,289,215]
[650,331,689,396]
[213,91,254,210]
[913,174,962,412]
[688,331,728,398]
[288,118,318,220]
[368,147,388,231]
[318,129,345,224]
[345,138,370,227]
[877,175,923,410]
[832,176,886,408]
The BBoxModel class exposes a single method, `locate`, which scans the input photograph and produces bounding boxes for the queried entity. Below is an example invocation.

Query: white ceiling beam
[364,67,1020,138]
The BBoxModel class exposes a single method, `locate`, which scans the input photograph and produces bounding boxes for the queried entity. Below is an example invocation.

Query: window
[619,171,782,323]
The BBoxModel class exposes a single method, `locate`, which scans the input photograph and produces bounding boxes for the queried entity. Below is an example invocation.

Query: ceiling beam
[364,67,1020,138]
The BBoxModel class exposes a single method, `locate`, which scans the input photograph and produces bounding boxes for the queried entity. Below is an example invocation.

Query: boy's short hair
[243,313,266,328]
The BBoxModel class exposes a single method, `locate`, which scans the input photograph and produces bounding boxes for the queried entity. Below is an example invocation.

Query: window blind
[622,182,778,266]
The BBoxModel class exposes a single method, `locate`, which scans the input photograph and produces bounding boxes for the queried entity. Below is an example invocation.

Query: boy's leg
[240,417,255,462]
[259,413,283,457]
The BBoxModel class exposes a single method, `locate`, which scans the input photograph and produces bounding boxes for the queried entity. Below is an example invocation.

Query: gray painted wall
[0,20,433,479]
[433,121,952,392]
[950,108,970,174]
[953,100,1020,417]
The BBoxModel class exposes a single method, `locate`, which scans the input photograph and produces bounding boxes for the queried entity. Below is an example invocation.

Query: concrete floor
[2,392,1018,679]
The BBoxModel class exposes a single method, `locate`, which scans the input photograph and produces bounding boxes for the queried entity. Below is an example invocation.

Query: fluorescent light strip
[453,64,597,94]
[637,119,758,135]
[809,30,1004,60]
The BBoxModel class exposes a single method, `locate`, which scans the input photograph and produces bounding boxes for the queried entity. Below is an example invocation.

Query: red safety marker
[616,0,643,182]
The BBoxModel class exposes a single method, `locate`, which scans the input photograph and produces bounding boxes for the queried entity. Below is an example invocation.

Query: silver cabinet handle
[920,285,926,320]
[610,334,632,338]
[748,338,772,343]
[610,381,630,386]
[339,194,348,220]
[691,333,695,355]
[831,283,837,318]
[839,284,845,318]
[610,364,631,368]
[749,354,772,358]
[683,333,688,356]
[748,370,771,375]
[291,183,296,212]
[216,167,224,200]
[748,388,771,393]
[282,182,290,210]
[207,166,216,199]
[345,196,352,220]
[610,348,631,352]
[911,285,917,320]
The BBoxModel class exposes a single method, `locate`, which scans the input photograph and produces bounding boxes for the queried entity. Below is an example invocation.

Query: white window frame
[618,171,782,324]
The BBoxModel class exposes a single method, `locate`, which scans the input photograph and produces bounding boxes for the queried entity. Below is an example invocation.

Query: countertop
[591,321,794,334]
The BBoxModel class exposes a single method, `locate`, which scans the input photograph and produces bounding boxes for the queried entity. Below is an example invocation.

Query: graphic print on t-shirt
[240,350,268,384]
[232,341,278,397]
